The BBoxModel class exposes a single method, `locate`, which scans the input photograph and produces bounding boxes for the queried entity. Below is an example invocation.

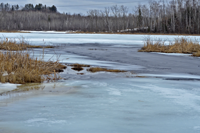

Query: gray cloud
[5,0,154,14]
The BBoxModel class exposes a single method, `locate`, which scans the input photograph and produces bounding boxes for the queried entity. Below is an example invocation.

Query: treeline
[0,3,57,12]
[0,0,200,34]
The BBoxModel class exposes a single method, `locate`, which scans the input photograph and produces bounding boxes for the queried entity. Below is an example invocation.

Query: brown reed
[138,37,200,56]
[0,37,54,51]
[0,38,66,84]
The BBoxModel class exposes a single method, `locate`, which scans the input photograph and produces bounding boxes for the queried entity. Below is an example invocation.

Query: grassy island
[139,37,200,57]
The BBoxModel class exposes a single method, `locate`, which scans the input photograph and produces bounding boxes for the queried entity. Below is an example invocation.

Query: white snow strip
[0,83,19,93]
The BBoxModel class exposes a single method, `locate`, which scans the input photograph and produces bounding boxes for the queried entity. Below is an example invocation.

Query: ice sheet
[0,78,200,133]
[1,32,200,46]
[33,48,144,70]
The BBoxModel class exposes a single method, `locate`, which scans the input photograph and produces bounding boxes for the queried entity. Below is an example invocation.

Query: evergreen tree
[49,5,57,12]
[11,5,14,11]
[35,3,43,11]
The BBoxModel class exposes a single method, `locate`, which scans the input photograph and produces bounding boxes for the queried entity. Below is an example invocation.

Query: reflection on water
[0,82,78,106]
[0,84,45,105]
[0,83,45,95]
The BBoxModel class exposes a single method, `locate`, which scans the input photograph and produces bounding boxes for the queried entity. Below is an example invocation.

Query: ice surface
[0,33,200,133]
[33,48,144,71]
[0,78,200,133]
[1,32,200,46]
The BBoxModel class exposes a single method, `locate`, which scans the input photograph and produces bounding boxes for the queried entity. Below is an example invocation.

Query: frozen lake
[0,32,200,133]
[1,78,200,133]
[1,31,200,46]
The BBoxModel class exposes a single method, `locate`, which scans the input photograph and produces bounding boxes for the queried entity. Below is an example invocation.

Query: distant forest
[0,0,200,34]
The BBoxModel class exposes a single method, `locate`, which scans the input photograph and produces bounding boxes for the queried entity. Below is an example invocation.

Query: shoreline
[1,30,200,36]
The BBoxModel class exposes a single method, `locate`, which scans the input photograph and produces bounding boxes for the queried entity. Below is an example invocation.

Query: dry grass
[0,38,54,51]
[70,63,90,71]
[139,37,200,56]
[0,38,66,84]
[0,30,30,33]
[69,63,90,67]
[192,51,200,57]
[0,50,66,84]
[71,67,83,71]
[87,67,126,73]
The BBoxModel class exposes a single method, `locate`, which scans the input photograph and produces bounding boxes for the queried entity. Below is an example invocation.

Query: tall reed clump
[0,50,66,84]
[0,38,66,84]
[0,37,53,51]
[138,37,200,57]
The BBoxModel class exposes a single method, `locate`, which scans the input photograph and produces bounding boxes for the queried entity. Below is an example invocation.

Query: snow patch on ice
[107,88,121,96]
[0,83,19,93]
[152,52,192,56]
[25,118,67,124]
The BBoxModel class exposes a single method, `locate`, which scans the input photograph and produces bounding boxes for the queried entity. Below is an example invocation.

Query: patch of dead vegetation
[71,67,83,71]
[0,38,66,84]
[69,64,90,72]
[0,30,30,33]
[135,76,146,78]
[69,63,90,67]
[192,51,200,57]
[0,51,66,84]
[0,38,54,51]
[139,37,200,57]
[87,67,126,73]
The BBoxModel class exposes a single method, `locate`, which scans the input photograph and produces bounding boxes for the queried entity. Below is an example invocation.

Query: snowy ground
[0,33,200,133]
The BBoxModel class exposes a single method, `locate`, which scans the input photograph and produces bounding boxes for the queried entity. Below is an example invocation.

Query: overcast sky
[6,0,153,14]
